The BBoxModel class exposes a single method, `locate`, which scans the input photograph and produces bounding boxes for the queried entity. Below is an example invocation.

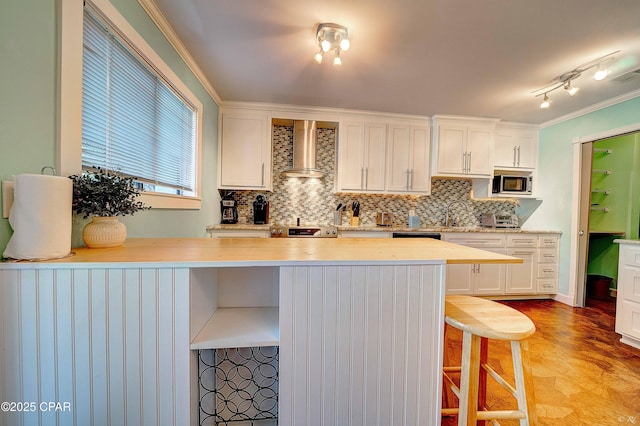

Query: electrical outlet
[2,181,14,219]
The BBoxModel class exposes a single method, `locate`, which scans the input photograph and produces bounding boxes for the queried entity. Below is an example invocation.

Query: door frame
[569,123,640,306]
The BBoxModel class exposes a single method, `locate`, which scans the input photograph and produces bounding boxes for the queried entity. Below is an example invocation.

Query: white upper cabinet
[494,123,539,169]
[386,123,431,194]
[336,120,387,192]
[431,115,498,177]
[218,108,272,190]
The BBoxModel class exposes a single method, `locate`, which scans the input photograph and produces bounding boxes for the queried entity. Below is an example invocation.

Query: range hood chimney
[281,120,325,178]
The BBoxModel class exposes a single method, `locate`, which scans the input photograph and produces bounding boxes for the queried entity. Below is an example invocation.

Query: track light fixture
[540,94,550,109]
[532,50,619,109]
[314,23,350,66]
[563,80,579,96]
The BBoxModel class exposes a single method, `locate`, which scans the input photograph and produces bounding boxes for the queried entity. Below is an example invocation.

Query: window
[82,7,197,197]
[57,0,204,208]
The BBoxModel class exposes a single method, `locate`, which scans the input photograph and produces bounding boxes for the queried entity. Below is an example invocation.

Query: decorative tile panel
[222,125,518,228]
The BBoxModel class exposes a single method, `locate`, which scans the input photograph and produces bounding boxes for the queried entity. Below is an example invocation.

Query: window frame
[57,0,203,209]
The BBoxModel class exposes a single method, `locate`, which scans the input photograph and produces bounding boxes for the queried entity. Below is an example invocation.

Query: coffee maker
[253,195,269,225]
[220,192,238,224]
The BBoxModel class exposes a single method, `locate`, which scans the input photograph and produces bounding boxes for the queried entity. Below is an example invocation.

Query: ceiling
[152,0,640,125]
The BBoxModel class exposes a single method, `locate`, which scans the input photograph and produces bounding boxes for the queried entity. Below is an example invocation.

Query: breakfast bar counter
[0,238,519,426]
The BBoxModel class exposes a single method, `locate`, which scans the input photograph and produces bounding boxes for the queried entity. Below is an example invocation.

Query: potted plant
[69,167,150,248]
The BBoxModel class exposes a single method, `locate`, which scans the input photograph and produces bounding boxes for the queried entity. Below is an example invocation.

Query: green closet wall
[587,133,640,286]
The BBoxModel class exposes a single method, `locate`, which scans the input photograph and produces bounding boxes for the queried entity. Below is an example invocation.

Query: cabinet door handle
[513,251,534,256]
[467,151,472,173]
[360,167,365,190]
[261,163,265,186]
[517,146,521,166]
[513,146,517,167]
[405,169,410,190]
[477,264,481,273]
[365,167,369,189]
[462,152,467,173]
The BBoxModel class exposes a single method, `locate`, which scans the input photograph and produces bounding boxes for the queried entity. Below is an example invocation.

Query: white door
[505,249,536,294]
[515,132,537,168]
[363,122,387,191]
[337,121,365,191]
[436,125,466,174]
[219,112,270,188]
[409,126,431,193]
[494,131,517,168]
[466,126,493,176]
[386,124,412,192]
[446,263,473,294]
[474,248,507,295]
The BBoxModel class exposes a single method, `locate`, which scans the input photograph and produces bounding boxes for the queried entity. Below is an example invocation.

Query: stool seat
[442,295,538,426]
[445,295,536,341]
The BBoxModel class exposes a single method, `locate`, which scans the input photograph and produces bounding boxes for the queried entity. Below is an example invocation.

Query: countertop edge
[207,224,562,234]
[0,238,521,269]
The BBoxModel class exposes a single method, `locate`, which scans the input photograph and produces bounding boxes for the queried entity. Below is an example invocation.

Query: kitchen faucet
[444,200,470,227]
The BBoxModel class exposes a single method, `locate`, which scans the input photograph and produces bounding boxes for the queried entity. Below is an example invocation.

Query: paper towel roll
[3,174,72,260]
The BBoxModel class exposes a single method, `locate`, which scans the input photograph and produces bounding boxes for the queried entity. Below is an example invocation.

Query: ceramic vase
[82,216,127,248]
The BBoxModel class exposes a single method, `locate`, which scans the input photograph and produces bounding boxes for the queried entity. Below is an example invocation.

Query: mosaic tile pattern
[223,125,518,227]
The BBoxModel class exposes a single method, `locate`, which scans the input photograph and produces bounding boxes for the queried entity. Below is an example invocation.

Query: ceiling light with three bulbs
[313,23,350,66]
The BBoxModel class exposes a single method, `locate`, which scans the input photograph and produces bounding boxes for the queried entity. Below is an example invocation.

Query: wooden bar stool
[442,295,538,426]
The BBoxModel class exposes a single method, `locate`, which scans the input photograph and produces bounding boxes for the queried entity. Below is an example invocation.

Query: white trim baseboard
[553,292,575,306]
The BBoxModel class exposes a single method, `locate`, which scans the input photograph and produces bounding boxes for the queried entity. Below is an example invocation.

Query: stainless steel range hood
[281,120,325,178]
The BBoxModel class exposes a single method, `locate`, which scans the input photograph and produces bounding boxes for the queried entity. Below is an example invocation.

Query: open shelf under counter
[191,307,279,350]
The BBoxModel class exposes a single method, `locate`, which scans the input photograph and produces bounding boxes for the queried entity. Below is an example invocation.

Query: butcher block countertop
[1,237,521,268]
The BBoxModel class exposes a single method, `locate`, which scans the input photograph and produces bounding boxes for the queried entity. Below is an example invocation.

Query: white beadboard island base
[0,238,519,426]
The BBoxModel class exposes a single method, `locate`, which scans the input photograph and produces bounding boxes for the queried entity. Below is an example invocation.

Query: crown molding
[137,0,222,105]
[221,101,433,123]
[540,89,640,129]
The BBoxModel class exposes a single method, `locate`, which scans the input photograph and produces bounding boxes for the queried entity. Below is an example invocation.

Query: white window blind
[82,8,197,195]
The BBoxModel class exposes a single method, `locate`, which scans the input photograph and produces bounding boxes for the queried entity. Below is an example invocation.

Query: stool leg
[477,337,488,426]
[511,339,538,426]
[458,331,480,426]
[442,323,459,413]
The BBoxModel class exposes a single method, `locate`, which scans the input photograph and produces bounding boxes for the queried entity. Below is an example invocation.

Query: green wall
[0,0,220,252]
[524,95,640,298]
[586,134,640,285]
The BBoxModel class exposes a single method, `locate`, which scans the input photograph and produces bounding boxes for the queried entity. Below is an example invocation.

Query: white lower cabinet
[443,234,506,295]
[615,242,640,349]
[445,250,506,295]
[475,250,507,295]
[443,232,559,297]
[505,247,536,294]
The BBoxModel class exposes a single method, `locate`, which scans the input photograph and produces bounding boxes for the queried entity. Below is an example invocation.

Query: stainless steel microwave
[492,174,532,195]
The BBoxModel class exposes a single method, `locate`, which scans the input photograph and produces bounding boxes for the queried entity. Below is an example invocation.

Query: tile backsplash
[222,125,517,227]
